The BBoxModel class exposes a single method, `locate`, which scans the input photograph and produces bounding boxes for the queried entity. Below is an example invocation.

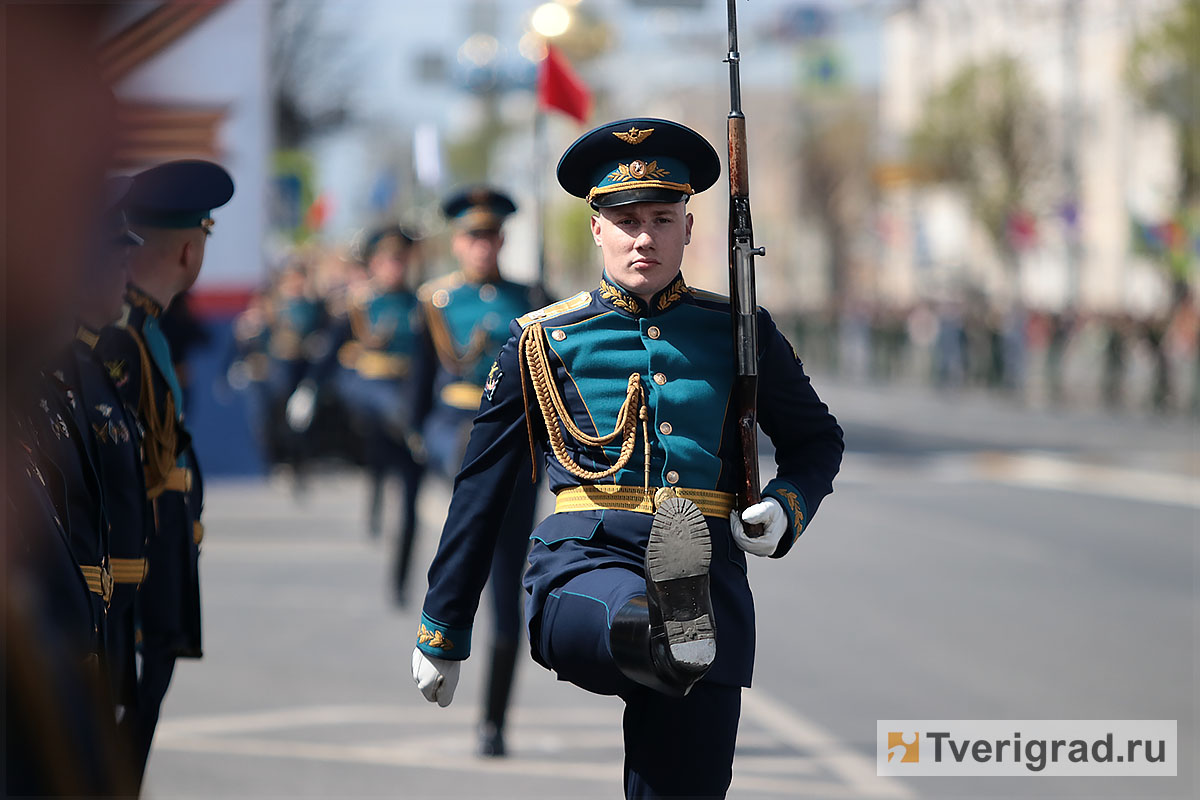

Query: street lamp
[530,2,572,39]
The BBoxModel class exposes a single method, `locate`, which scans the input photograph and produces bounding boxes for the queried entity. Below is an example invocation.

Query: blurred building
[102,0,271,475]
[105,0,271,295]
[877,0,1182,315]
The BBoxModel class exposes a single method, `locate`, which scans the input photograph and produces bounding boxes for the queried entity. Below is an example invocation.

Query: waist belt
[440,381,483,411]
[79,564,114,605]
[162,466,193,493]
[554,485,735,519]
[110,558,148,585]
[354,350,410,379]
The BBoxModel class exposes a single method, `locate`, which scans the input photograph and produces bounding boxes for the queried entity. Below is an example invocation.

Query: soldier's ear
[684,212,693,246]
[590,214,603,245]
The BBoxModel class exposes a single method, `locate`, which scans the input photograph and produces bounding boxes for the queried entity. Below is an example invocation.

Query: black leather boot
[479,640,519,757]
[610,495,716,696]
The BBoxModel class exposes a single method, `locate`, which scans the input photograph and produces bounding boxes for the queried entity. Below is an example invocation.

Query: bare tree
[797,96,877,308]
[909,55,1052,284]
[271,0,355,148]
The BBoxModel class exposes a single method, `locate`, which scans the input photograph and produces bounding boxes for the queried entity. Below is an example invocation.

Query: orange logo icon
[887,732,919,763]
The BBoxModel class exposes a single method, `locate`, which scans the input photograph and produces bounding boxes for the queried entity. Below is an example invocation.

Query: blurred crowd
[789,297,1200,417]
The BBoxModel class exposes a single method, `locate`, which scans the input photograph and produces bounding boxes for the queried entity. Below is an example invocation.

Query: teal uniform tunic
[417,271,843,687]
[329,288,422,440]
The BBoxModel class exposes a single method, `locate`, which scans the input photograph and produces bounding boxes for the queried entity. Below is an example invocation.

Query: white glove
[730,497,787,557]
[411,647,460,707]
[285,383,316,432]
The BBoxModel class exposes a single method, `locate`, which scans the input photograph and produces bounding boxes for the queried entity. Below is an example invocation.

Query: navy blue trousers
[536,568,741,799]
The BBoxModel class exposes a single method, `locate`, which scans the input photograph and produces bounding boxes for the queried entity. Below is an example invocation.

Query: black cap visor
[590,186,690,209]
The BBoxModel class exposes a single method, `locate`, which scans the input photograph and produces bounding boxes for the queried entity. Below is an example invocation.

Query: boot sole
[646,496,716,671]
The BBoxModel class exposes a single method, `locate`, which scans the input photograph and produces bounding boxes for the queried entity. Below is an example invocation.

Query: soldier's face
[181,229,208,291]
[369,239,409,290]
[592,202,692,301]
[82,238,133,326]
[453,229,503,281]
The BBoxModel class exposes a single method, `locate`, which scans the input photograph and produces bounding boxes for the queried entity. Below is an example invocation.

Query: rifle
[726,0,766,536]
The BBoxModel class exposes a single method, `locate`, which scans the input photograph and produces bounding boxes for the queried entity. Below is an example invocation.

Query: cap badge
[613,126,654,145]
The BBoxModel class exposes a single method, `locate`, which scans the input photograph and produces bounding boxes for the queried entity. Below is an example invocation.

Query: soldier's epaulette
[517,291,594,328]
[417,271,465,304]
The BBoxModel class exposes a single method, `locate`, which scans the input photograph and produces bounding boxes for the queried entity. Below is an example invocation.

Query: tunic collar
[126,284,163,319]
[596,271,690,318]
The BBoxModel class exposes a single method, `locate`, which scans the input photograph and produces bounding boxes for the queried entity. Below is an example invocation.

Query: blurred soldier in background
[410,188,546,756]
[288,226,425,545]
[96,159,235,779]
[236,257,331,483]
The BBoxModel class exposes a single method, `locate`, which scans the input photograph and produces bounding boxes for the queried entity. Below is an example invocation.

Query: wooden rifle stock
[726,44,765,536]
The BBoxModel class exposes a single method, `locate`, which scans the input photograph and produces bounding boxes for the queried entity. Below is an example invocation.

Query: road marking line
[841,451,1200,510]
[972,451,1200,510]
[155,700,913,797]
[741,688,914,799]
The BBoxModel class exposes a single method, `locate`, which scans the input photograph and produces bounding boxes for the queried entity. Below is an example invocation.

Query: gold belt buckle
[101,566,114,605]
[652,486,678,511]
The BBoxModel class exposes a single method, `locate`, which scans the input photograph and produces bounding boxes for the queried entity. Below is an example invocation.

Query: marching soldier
[409,188,545,756]
[96,159,234,778]
[411,119,843,798]
[238,259,329,478]
[287,226,424,538]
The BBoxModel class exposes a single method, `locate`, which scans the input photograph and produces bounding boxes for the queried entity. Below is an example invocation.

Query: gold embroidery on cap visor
[586,180,694,204]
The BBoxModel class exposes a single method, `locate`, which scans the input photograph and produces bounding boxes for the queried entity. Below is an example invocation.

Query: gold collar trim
[597,273,690,317]
[652,273,691,313]
[598,277,644,315]
[126,285,163,318]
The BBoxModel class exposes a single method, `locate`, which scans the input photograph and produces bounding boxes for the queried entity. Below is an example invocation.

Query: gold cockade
[605,160,670,184]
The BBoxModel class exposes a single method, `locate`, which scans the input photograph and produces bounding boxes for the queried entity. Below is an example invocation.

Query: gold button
[665,470,680,484]
[658,421,672,435]
[647,326,661,339]
[551,329,566,341]
[653,372,667,385]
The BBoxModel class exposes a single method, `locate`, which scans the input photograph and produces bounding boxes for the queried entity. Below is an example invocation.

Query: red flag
[305,192,331,231]
[537,44,591,123]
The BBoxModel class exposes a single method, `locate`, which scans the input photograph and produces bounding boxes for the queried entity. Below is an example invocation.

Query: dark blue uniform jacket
[418,272,843,687]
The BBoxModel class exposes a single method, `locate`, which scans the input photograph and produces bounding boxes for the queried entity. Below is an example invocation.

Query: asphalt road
[143,378,1197,799]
